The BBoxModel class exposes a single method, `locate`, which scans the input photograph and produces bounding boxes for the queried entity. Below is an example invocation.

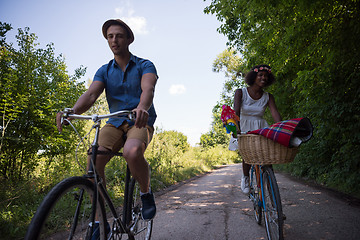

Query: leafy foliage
[146,129,190,186]
[200,111,229,148]
[200,49,246,147]
[204,0,360,196]
[0,23,86,238]
[0,23,86,182]
[212,48,247,105]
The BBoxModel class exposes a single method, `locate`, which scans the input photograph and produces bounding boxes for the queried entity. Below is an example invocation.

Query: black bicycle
[25,108,153,240]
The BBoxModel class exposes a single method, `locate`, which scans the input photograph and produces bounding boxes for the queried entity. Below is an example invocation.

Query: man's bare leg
[123,138,155,220]
[87,146,112,187]
[123,138,150,193]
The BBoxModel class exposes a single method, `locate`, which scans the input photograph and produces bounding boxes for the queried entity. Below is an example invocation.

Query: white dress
[240,88,269,132]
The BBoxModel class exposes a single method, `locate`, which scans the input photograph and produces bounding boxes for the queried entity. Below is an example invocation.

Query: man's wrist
[136,105,149,111]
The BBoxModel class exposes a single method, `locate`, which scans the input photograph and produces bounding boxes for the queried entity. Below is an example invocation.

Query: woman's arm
[268,93,282,122]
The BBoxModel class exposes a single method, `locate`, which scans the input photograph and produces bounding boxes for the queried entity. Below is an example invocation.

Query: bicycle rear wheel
[262,166,284,240]
[25,176,107,240]
[125,178,153,240]
[249,166,262,224]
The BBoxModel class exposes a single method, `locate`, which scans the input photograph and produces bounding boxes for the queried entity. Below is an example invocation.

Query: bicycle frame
[250,165,279,214]
[94,168,130,234]
[249,165,262,203]
[249,165,277,212]
[63,109,136,237]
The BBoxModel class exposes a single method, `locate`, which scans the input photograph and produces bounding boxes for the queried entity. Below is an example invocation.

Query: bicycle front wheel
[25,176,107,240]
[125,178,153,240]
[249,166,262,224]
[262,166,284,240]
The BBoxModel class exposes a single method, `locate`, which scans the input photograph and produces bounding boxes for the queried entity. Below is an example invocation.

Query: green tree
[212,48,246,106]
[204,0,360,195]
[200,49,245,148]
[0,23,86,181]
[200,111,229,148]
[146,129,190,185]
[147,129,190,162]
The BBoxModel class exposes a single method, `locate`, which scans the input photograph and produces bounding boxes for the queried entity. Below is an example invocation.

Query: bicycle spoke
[249,166,262,224]
[25,177,107,240]
[127,179,153,240]
[262,167,284,240]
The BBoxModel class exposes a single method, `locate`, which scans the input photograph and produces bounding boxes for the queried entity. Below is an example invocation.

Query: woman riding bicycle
[234,64,282,194]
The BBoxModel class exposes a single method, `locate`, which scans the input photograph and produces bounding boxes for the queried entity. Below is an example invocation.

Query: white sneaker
[241,176,250,194]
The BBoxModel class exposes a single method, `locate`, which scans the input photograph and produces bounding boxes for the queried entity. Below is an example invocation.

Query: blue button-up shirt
[93,54,157,127]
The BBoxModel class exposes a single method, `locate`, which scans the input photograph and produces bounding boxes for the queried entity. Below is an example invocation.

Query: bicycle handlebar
[62,108,136,123]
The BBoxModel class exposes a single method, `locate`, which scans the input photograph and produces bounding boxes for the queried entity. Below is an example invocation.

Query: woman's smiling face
[255,71,269,87]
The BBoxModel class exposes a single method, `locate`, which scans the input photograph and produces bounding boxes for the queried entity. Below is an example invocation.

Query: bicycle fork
[87,121,101,238]
[123,166,133,226]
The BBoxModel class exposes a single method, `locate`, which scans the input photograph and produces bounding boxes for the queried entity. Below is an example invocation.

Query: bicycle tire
[249,166,262,224]
[262,166,284,240]
[25,176,107,240]
[125,178,153,240]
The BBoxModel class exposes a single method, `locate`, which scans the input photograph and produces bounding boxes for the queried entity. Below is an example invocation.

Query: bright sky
[1,0,228,146]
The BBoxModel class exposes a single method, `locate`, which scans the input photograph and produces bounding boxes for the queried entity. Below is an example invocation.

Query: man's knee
[123,139,145,161]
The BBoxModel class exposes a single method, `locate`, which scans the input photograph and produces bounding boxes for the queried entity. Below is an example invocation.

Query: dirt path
[151,163,360,240]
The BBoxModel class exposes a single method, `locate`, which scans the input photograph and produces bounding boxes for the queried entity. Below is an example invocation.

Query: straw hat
[102,19,134,43]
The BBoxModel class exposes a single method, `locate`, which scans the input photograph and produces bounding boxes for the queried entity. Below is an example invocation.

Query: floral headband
[253,66,271,73]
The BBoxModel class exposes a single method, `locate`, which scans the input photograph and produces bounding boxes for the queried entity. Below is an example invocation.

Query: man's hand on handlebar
[56,111,65,133]
[132,108,148,129]
[56,108,74,133]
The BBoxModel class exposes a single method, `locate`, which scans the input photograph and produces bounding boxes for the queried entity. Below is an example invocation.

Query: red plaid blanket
[248,118,313,147]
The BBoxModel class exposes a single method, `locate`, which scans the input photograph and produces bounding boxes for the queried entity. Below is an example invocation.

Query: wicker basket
[238,134,298,165]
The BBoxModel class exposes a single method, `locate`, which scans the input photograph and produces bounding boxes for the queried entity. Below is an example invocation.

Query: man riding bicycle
[56,19,158,231]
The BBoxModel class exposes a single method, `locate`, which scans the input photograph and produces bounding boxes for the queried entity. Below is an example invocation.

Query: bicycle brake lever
[129,112,136,121]
[63,108,74,118]
[60,108,74,131]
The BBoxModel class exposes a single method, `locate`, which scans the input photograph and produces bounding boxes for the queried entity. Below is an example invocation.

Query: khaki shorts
[98,122,154,152]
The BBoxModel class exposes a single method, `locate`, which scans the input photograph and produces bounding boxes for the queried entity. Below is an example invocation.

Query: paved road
[151,164,360,240]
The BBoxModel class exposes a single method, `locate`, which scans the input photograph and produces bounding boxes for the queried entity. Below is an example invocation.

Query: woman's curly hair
[244,64,275,87]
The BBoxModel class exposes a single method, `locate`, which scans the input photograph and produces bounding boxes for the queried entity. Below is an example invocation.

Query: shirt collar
[112,53,135,69]
[129,53,135,63]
